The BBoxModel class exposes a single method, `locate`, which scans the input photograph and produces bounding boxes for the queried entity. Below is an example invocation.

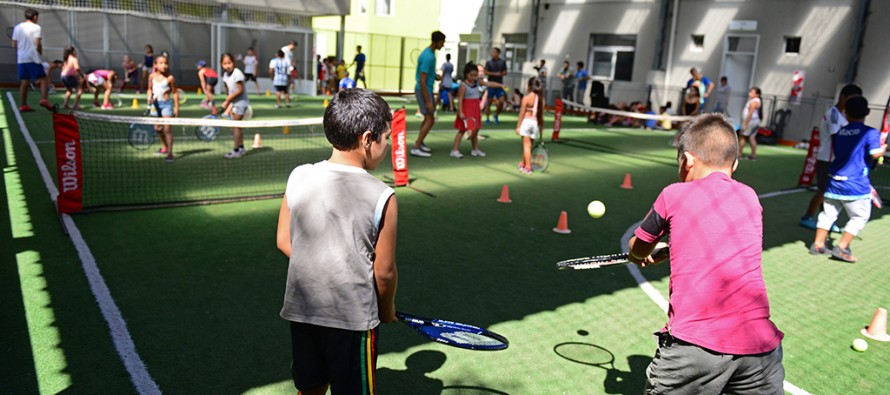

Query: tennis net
[53,112,328,212]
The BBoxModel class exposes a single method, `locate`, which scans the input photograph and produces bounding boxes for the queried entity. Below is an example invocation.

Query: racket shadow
[553,342,651,395]
[376,350,446,394]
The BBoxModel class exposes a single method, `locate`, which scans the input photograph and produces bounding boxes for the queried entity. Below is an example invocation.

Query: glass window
[589,34,636,82]
[376,0,393,16]
[784,36,801,55]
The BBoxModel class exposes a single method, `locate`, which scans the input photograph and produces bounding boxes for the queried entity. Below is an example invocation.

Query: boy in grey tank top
[276,89,397,394]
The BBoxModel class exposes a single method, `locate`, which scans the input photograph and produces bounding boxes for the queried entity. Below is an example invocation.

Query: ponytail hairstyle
[528,77,544,124]
[751,87,762,119]
[63,46,76,62]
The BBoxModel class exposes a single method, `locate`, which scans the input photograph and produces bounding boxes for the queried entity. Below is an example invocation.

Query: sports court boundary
[619,186,813,395]
[7,92,162,395]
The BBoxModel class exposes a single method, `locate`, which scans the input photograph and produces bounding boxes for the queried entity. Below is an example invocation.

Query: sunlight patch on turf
[16,250,72,394]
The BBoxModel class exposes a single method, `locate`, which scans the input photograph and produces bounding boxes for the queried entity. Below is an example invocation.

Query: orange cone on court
[620,173,634,189]
[130,98,139,109]
[252,133,263,148]
[861,307,890,342]
[552,211,571,234]
[497,185,512,203]
[323,98,329,108]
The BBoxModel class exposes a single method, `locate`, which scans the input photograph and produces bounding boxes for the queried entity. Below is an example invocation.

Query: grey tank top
[462,80,482,99]
[280,161,394,331]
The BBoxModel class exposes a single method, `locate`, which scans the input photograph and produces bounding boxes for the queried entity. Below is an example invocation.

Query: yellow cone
[197,87,203,95]
[130,98,139,109]
[265,89,271,96]
[323,98,329,108]
[283,125,290,134]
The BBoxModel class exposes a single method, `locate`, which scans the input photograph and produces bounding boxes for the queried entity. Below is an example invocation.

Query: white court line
[619,186,812,395]
[7,93,162,395]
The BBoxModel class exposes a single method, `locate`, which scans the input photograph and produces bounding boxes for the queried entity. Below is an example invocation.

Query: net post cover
[53,113,83,213]
[390,108,409,186]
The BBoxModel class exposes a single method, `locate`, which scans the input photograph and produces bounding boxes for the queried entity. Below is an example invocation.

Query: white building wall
[480,0,890,140]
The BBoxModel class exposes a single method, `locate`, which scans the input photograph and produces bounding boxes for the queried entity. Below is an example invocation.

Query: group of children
[150,52,252,162]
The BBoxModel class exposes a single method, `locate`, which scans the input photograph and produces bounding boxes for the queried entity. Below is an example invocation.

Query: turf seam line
[8,92,162,395]
[619,186,811,395]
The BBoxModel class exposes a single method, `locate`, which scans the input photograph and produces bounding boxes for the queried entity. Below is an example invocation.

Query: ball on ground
[587,200,606,218]
[852,338,868,352]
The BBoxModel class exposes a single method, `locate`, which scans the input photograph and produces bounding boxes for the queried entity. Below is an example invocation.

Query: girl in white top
[221,52,250,159]
[739,87,762,161]
[515,77,544,175]
[450,62,489,158]
[146,55,179,162]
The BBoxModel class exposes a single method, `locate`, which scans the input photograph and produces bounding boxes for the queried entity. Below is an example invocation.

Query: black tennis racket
[531,137,549,172]
[396,312,508,351]
[194,114,221,142]
[127,107,156,150]
[557,243,669,270]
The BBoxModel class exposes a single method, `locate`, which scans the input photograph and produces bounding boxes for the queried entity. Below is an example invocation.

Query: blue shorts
[18,63,46,81]
[62,75,80,89]
[487,87,506,99]
[151,99,174,117]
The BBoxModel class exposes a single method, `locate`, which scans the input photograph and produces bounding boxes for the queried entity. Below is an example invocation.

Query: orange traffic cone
[497,185,512,203]
[620,173,634,189]
[252,133,263,148]
[861,307,890,342]
[552,211,571,234]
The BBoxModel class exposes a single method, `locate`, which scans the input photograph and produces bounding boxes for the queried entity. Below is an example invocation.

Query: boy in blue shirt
[810,96,887,262]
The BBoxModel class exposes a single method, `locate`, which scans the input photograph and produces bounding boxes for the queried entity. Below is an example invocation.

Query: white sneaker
[419,144,432,153]
[471,149,486,157]
[410,148,431,157]
[224,147,246,159]
[449,150,464,158]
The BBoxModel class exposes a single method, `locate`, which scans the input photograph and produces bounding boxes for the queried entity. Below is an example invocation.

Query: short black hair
[577,61,584,68]
[324,89,392,150]
[446,53,451,61]
[844,96,870,119]
[431,31,446,43]
[277,49,284,57]
[357,45,362,50]
[676,113,738,167]
[840,84,862,98]
[24,8,38,21]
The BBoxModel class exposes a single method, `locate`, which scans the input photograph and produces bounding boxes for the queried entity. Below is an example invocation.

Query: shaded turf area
[3,91,889,394]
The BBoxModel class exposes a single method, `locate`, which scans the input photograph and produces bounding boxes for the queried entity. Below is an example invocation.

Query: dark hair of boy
[431,30,446,43]
[277,49,284,58]
[676,113,739,167]
[324,89,392,150]
[25,8,39,21]
[840,84,863,98]
[844,96,870,119]
[577,61,584,68]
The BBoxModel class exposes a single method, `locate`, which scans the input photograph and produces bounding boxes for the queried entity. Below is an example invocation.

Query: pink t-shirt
[634,172,783,355]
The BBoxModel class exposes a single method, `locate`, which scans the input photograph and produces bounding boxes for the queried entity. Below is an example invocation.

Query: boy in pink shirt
[628,113,784,394]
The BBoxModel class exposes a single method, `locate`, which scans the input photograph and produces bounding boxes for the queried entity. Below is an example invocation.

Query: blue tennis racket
[396,312,508,351]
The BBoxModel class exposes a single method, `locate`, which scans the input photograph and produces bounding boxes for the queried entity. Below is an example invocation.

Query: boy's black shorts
[275,85,289,93]
[290,321,378,394]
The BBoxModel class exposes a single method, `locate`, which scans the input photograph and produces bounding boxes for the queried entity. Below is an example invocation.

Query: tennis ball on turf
[852,338,868,352]
[587,200,606,218]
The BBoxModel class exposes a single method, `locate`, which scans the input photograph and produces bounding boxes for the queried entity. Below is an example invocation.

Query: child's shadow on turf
[603,355,651,395]
[377,350,446,394]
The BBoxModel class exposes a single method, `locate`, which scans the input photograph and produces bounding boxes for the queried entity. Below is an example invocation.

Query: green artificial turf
[3,91,889,394]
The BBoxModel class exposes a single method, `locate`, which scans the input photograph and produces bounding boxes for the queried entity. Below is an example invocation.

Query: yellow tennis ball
[853,338,868,352]
[587,200,606,218]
